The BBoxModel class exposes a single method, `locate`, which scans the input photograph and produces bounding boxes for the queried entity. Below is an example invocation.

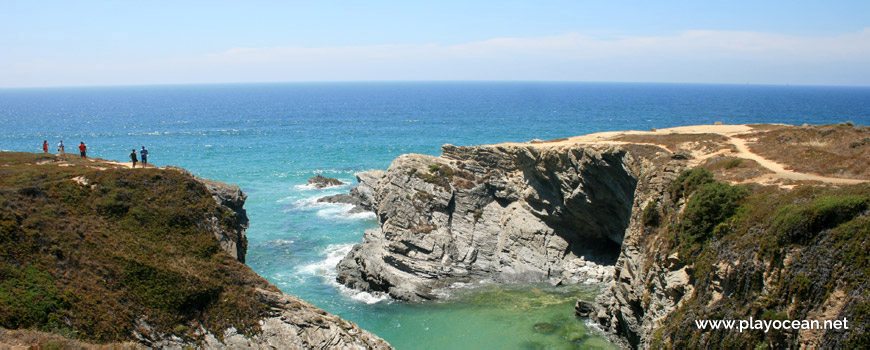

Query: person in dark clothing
[140,146,148,167]
[130,149,138,168]
[43,140,48,153]
[79,142,87,158]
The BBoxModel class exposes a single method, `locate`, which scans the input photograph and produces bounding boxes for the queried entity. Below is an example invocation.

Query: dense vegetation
[0,153,273,344]
[650,168,869,348]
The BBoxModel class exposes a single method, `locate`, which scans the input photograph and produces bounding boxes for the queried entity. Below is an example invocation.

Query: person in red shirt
[78,142,87,158]
[42,140,48,153]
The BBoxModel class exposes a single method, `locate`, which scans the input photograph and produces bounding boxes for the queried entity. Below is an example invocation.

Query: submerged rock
[533,322,557,334]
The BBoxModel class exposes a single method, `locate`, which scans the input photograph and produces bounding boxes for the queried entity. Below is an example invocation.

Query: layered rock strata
[336,142,676,301]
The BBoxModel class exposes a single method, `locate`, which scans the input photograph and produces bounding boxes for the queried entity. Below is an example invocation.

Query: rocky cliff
[334,124,870,349]
[0,153,390,349]
[335,141,674,301]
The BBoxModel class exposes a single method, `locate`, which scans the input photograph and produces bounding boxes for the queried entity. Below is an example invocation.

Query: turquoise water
[2,82,869,349]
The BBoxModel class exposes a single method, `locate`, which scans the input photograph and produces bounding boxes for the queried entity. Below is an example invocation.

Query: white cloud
[3,29,870,87]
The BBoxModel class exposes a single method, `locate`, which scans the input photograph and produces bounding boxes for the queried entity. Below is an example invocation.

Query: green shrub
[772,195,868,245]
[668,168,715,200]
[677,182,748,249]
[0,265,67,330]
[642,201,660,227]
[723,158,743,169]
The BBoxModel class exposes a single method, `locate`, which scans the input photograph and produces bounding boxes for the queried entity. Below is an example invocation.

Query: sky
[1,0,870,87]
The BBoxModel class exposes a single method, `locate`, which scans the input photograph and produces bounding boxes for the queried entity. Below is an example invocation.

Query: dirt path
[728,137,867,185]
[488,124,867,185]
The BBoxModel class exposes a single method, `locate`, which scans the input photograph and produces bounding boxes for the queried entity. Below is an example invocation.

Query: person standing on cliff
[42,140,48,153]
[57,140,65,156]
[140,146,148,167]
[130,149,138,168]
[78,142,87,158]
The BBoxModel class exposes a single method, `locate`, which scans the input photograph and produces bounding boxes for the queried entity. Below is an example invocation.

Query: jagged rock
[307,174,346,188]
[166,166,248,263]
[335,142,669,301]
[574,300,599,318]
[318,171,383,213]
[136,288,390,349]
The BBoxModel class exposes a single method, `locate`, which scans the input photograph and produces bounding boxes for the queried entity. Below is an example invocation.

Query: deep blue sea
[2,82,869,349]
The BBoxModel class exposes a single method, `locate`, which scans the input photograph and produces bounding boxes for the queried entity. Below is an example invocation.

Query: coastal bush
[641,201,660,227]
[761,194,869,258]
[668,168,714,201]
[676,182,748,252]
[0,265,68,330]
[723,158,742,169]
[653,178,870,349]
[0,153,271,344]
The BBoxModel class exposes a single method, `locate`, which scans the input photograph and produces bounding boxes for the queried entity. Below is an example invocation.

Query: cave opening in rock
[522,151,638,266]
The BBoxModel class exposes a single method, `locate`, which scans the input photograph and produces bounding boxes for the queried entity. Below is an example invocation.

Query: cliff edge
[0,153,390,349]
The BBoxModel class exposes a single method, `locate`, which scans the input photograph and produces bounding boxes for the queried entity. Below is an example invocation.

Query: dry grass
[613,133,732,153]
[0,327,144,349]
[701,156,772,183]
[742,124,870,179]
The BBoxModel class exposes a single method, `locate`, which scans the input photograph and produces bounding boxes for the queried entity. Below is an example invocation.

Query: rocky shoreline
[330,124,870,349]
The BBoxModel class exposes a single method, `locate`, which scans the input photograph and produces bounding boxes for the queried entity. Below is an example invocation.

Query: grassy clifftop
[0,152,273,345]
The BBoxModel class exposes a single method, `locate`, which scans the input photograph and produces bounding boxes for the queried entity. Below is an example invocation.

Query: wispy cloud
[3,29,870,87]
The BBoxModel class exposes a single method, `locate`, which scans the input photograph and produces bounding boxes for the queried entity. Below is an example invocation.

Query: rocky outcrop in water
[308,174,346,188]
[335,142,673,301]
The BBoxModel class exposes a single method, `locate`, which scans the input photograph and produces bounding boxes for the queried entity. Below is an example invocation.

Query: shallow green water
[366,284,618,350]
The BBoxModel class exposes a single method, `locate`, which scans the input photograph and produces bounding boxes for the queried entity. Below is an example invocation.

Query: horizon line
[2,79,870,90]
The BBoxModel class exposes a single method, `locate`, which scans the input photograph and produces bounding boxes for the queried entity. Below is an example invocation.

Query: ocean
[2,82,869,349]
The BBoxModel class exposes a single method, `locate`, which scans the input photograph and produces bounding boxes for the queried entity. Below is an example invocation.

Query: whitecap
[271,239,295,245]
[282,195,376,221]
[292,181,350,191]
[297,244,392,304]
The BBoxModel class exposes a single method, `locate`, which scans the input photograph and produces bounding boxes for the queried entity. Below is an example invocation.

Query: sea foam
[298,243,391,304]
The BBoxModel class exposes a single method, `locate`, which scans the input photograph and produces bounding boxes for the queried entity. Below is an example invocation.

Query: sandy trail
[727,137,866,185]
[491,124,867,185]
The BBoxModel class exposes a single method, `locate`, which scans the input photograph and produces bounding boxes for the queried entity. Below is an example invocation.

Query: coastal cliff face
[335,124,870,349]
[167,166,249,263]
[335,142,673,301]
[0,153,390,349]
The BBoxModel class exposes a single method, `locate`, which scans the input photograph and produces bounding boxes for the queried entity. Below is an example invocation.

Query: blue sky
[2,0,869,87]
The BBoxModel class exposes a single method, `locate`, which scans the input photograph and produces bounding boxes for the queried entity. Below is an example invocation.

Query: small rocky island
[330,124,869,349]
[0,153,390,349]
[307,174,346,188]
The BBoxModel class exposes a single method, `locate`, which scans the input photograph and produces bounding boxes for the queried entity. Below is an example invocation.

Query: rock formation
[308,174,346,188]
[139,287,390,349]
[335,142,672,301]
